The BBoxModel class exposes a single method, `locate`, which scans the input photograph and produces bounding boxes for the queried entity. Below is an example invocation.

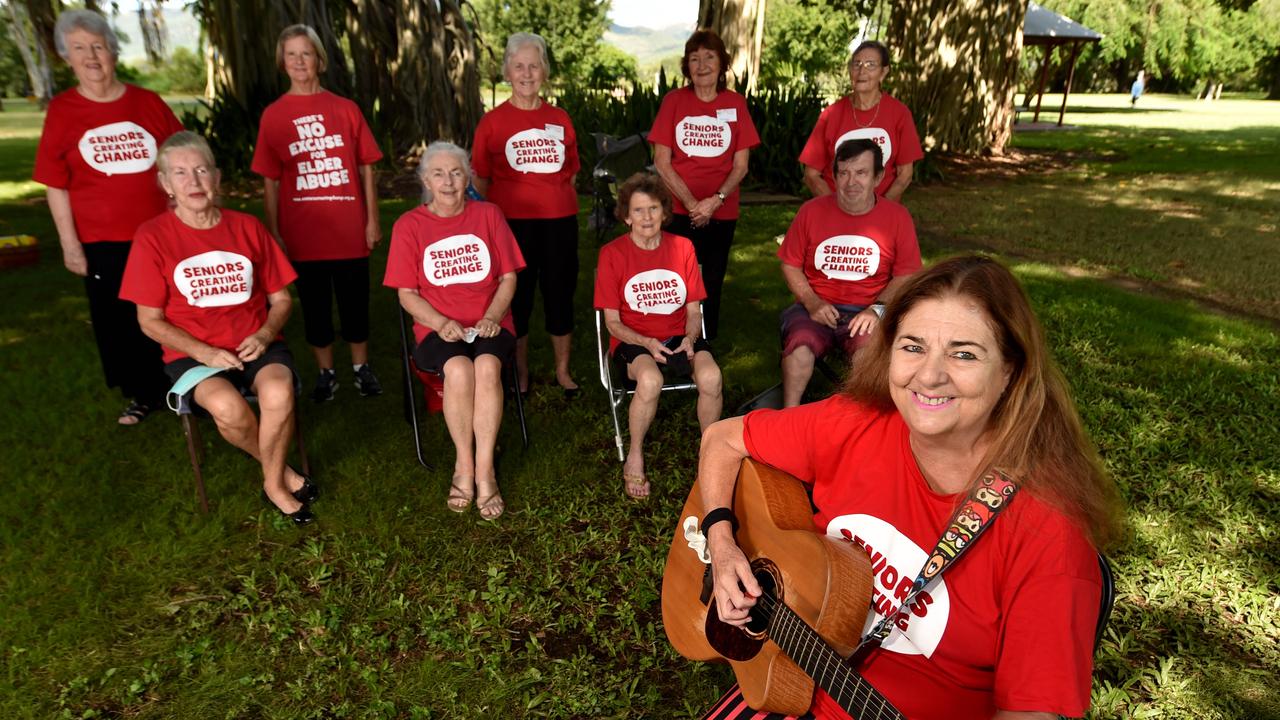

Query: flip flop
[476,476,504,520]
[623,472,650,499]
[447,476,474,513]
[118,401,153,426]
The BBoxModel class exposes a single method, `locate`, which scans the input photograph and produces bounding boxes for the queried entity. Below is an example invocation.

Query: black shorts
[164,341,295,405]
[613,335,712,378]
[292,257,371,347]
[413,329,515,378]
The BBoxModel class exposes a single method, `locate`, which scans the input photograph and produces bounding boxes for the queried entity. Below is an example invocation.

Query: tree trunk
[7,2,54,107]
[887,0,1027,155]
[139,1,169,66]
[1269,49,1280,100]
[697,0,766,93]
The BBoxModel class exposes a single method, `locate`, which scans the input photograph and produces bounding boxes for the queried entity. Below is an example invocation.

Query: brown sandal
[623,472,650,499]
[446,476,474,513]
[476,475,505,520]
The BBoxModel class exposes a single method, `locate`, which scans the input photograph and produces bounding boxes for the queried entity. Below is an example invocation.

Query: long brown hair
[843,255,1123,549]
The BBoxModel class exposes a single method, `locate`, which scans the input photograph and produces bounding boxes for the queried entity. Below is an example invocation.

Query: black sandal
[118,401,153,426]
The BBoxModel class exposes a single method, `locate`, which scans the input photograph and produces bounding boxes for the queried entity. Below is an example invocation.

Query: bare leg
[441,356,477,482]
[350,340,369,366]
[312,344,334,371]
[781,346,816,408]
[193,374,302,513]
[623,357,662,497]
[692,351,723,432]
[252,365,297,510]
[550,333,578,390]
[473,354,505,519]
[515,336,529,393]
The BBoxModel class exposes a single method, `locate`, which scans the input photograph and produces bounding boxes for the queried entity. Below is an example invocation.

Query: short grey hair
[276,24,328,73]
[156,131,217,174]
[54,9,120,60]
[503,33,549,77]
[416,141,471,204]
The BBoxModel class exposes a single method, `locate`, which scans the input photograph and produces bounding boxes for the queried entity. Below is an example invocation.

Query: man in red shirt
[777,139,921,407]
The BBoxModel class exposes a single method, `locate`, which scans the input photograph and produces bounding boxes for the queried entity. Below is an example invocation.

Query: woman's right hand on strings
[708,533,762,627]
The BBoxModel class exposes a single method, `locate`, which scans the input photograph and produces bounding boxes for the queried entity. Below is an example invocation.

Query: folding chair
[172,374,310,514]
[594,307,708,463]
[397,307,528,470]
[1094,553,1116,652]
[588,132,652,245]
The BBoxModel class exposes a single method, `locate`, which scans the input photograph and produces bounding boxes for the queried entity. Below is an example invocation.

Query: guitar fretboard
[763,596,905,720]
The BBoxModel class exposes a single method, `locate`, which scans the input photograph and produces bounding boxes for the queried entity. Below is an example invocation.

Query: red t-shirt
[798,94,923,197]
[594,232,707,352]
[471,100,580,220]
[742,396,1101,720]
[383,201,526,344]
[250,91,383,261]
[649,87,761,220]
[119,210,297,364]
[32,84,183,243]
[778,194,921,307]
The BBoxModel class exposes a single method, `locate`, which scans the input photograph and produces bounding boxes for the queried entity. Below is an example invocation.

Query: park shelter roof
[1023,2,1102,46]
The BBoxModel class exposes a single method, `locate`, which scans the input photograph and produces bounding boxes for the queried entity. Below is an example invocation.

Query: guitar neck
[768,604,905,720]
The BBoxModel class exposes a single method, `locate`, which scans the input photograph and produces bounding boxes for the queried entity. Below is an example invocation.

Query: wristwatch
[716,191,726,202]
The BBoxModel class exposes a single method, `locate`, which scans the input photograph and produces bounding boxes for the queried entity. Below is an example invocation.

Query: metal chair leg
[182,414,209,514]
[508,360,529,449]
[293,407,310,476]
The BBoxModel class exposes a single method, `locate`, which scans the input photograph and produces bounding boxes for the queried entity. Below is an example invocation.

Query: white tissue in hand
[463,327,479,343]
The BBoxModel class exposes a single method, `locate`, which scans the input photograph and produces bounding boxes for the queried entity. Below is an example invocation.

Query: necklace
[851,93,882,129]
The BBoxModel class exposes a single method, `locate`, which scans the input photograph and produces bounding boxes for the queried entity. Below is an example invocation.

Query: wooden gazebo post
[1057,42,1083,126]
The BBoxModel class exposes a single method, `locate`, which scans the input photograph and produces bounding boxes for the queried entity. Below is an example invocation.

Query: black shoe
[354,364,383,397]
[281,505,315,525]
[311,370,338,403]
[290,467,319,503]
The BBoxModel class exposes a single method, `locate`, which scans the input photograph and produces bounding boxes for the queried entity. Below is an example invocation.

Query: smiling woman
[693,254,1122,720]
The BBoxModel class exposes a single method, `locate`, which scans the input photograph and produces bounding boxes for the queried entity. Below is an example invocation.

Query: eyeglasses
[851,60,882,70]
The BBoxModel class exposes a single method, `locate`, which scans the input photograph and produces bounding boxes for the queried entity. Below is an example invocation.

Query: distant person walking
[1130,69,1146,107]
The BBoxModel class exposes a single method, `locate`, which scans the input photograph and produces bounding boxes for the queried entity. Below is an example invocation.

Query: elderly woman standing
[120,133,314,524]
[800,40,923,202]
[696,255,1122,719]
[472,33,581,398]
[252,24,384,403]
[650,29,760,342]
[384,142,525,520]
[33,9,182,426]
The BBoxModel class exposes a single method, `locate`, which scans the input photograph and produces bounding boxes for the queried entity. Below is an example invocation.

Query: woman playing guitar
[695,255,1123,720]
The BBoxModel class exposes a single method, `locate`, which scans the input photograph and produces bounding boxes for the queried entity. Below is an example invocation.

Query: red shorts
[779,302,871,359]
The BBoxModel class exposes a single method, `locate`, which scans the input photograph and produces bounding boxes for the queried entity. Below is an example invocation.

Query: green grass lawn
[1,95,1278,719]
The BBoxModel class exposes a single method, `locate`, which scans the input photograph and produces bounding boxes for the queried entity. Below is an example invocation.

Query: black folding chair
[397,308,527,471]
[589,132,652,245]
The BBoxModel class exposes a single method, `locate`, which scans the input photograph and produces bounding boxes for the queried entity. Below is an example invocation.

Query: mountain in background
[603,23,691,68]
[114,7,201,65]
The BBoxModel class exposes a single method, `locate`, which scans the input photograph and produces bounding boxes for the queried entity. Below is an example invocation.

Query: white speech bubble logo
[424,234,491,287]
[833,127,893,167]
[676,115,731,158]
[504,128,565,174]
[623,269,686,315]
[814,235,881,282]
[174,251,254,308]
[78,121,158,176]
[827,513,949,658]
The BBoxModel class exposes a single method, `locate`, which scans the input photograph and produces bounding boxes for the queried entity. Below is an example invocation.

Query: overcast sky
[608,0,699,29]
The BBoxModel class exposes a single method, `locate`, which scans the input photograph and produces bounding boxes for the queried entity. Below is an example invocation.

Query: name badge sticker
[545,123,565,140]
[716,108,738,122]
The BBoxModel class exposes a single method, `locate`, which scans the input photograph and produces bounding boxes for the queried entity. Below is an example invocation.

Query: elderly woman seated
[120,132,315,524]
[384,141,525,520]
[594,172,723,499]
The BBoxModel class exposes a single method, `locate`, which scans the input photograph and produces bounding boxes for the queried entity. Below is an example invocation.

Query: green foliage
[142,46,207,95]
[474,0,618,91]
[1042,0,1279,92]
[760,0,864,95]
[179,94,257,178]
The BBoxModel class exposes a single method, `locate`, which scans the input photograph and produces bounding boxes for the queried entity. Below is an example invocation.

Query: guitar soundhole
[744,562,779,638]
[704,558,782,661]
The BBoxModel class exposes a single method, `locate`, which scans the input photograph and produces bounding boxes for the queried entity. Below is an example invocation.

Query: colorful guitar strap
[849,469,1019,665]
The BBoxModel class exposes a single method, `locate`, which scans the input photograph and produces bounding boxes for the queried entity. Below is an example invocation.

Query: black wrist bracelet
[703,507,738,534]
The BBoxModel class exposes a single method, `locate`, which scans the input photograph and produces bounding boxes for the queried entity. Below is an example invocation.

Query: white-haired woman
[471,32,581,399]
[120,132,314,524]
[252,24,385,404]
[33,8,182,426]
[384,142,526,520]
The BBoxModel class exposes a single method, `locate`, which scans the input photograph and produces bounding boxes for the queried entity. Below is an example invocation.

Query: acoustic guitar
[661,459,905,719]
